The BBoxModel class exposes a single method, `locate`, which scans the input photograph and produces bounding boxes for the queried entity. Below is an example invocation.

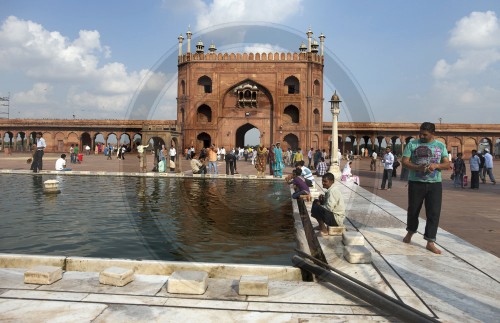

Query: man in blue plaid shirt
[315,157,328,176]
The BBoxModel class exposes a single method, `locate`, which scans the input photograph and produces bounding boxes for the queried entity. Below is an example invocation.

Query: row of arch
[196,104,320,125]
[182,75,321,96]
[332,134,500,159]
[0,131,143,152]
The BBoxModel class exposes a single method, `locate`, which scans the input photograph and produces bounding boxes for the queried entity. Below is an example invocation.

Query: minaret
[178,34,184,56]
[196,39,204,54]
[186,26,192,54]
[299,41,307,52]
[208,41,217,53]
[319,32,325,56]
[306,26,313,52]
[311,39,319,54]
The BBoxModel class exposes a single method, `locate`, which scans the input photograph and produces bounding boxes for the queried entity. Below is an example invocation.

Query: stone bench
[167,270,208,295]
[99,266,134,287]
[24,265,62,285]
[342,231,365,246]
[238,275,269,296]
[343,245,372,264]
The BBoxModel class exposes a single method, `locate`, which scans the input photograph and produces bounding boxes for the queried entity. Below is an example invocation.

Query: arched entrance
[284,133,299,151]
[197,132,211,149]
[82,133,92,149]
[236,123,259,148]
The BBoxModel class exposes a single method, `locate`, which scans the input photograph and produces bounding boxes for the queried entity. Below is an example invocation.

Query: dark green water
[0,175,295,265]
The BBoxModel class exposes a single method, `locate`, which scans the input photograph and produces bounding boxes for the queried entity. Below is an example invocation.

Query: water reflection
[0,174,295,265]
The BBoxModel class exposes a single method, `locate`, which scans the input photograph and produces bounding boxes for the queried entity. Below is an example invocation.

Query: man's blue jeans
[208,161,218,174]
[407,181,442,242]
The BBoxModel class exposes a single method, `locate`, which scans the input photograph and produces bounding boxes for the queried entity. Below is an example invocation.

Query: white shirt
[382,152,394,170]
[55,158,66,170]
[220,148,226,155]
[37,137,46,149]
[169,147,176,156]
[372,152,377,159]
[484,153,494,168]
[137,143,149,154]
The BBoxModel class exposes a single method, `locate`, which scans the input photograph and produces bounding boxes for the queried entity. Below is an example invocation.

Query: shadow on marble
[388,255,500,323]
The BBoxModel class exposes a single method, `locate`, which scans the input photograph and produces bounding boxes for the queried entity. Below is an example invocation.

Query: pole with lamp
[328,91,342,179]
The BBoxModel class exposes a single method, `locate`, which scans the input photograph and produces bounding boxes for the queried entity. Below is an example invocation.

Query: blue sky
[1,0,499,124]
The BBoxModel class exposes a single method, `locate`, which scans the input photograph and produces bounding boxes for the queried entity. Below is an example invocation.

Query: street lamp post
[329,91,342,179]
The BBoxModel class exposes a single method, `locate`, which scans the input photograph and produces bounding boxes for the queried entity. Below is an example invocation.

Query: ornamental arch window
[197,75,212,94]
[284,105,300,124]
[284,76,300,94]
[197,104,212,122]
[234,83,258,108]
[313,79,320,96]
[313,108,320,125]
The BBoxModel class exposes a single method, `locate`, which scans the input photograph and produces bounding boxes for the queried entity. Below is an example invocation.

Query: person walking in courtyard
[207,144,218,174]
[169,144,176,163]
[453,152,466,188]
[30,132,46,173]
[311,172,346,236]
[483,148,496,184]
[136,141,150,173]
[293,147,303,166]
[477,150,486,183]
[307,148,314,169]
[379,146,394,190]
[370,150,377,171]
[470,150,480,189]
[268,144,276,176]
[402,122,449,254]
[255,144,268,177]
[69,144,75,164]
[273,142,284,178]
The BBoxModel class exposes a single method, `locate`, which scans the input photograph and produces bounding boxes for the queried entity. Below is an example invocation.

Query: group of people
[461,149,496,189]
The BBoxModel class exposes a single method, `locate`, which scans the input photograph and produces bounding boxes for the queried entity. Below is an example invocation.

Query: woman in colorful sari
[255,144,268,177]
[273,142,284,178]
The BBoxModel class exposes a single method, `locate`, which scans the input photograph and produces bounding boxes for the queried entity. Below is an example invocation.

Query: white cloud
[243,43,288,53]
[449,11,500,49]
[433,11,500,79]
[429,11,500,122]
[12,83,52,105]
[0,16,167,119]
[194,0,303,31]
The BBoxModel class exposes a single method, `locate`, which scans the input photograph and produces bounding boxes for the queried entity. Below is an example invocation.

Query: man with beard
[402,122,449,254]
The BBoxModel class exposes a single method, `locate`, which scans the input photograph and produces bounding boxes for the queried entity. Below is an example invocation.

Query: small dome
[331,91,340,101]
[197,40,204,46]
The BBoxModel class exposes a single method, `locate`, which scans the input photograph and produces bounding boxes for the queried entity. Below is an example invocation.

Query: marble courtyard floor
[0,152,499,322]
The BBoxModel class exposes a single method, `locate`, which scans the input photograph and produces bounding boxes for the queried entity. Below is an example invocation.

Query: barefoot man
[402,122,449,254]
[311,172,345,236]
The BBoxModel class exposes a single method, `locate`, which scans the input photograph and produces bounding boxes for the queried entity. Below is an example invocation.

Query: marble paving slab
[0,268,39,290]
[385,254,500,323]
[165,297,248,311]
[84,293,168,306]
[0,299,107,322]
[1,289,88,302]
[157,278,246,301]
[38,272,167,296]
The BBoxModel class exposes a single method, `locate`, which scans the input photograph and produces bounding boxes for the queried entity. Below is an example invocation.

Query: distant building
[176,27,325,151]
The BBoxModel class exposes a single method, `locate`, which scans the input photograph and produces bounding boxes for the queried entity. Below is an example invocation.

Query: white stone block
[265,175,274,179]
[193,174,202,177]
[248,175,257,179]
[167,270,208,295]
[328,226,345,236]
[24,266,62,285]
[343,246,372,264]
[218,174,227,178]
[342,231,365,246]
[238,275,269,296]
[99,266,134,287]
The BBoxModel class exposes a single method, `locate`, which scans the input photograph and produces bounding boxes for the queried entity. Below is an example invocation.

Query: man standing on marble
[402,122,449,254]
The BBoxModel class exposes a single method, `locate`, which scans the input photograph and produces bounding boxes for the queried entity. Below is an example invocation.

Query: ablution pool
[0,174,296,265]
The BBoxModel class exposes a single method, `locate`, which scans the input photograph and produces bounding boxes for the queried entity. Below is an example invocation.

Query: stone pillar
[328,92,341,179]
